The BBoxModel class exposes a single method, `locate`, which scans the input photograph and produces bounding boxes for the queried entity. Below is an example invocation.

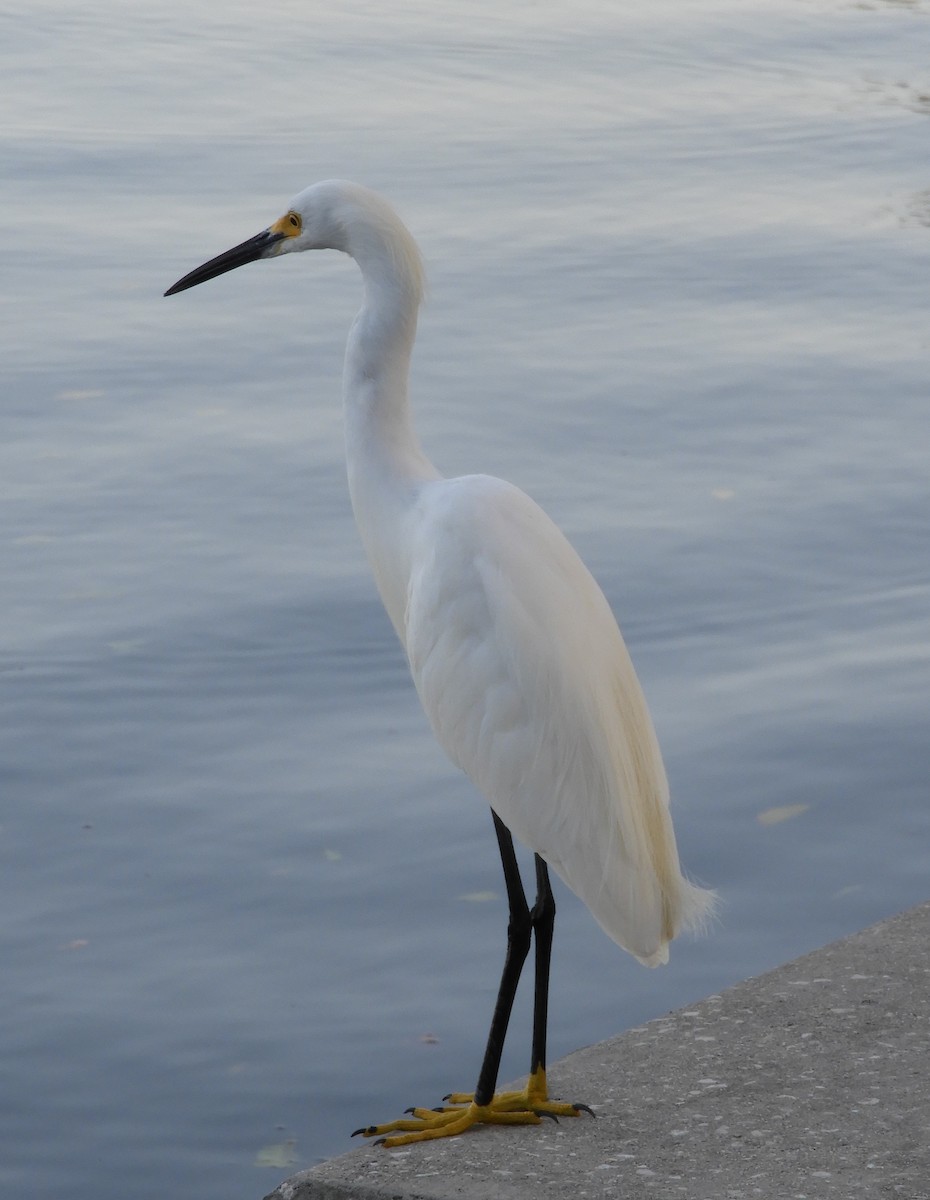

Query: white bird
[165,181,715,1147]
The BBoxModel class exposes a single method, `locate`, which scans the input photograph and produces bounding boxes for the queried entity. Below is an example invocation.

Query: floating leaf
[757,803,809,826]
[458,891,497,903]
[711,488,735,501]
[107,639,147,655]
[419,1032,439,1045]
[254,1140,297,1168]
[323,848,343,862]
[63,588,109,603]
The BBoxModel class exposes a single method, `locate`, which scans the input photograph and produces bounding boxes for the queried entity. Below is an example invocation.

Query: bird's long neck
[341,229,438,638]
[343,282,430,487]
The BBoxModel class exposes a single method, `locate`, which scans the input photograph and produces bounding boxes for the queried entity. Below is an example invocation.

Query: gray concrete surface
[264,901,930,1200]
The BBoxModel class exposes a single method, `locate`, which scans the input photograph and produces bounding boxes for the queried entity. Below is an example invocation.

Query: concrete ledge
[265,901,930,1200]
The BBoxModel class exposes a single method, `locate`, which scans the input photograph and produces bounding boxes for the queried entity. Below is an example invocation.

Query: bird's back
[403,473,713,965]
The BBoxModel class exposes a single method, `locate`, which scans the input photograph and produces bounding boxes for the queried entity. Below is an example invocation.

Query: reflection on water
[2,2,929,1198]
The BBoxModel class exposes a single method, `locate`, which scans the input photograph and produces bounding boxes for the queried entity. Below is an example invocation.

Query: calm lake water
[2,1,928,1196]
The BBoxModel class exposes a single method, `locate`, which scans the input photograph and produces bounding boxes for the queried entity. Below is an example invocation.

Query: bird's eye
[288,212,301,232]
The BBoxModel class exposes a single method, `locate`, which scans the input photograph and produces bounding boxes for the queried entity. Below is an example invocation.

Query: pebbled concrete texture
[264,902,930,1200]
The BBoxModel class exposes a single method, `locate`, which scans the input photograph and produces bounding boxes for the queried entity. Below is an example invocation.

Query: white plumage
[405,474,710,964]
[165,180,714,1142]
[303,180,714,964]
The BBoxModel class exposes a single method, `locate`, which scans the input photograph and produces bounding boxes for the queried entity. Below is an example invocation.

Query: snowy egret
[165,181,715,1146]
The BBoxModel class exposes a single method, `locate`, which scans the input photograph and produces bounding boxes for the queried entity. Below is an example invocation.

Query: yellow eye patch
[270,211,302,237]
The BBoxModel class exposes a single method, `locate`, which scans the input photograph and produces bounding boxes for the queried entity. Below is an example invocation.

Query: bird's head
[165,180,425,305]
[164,181,363,297]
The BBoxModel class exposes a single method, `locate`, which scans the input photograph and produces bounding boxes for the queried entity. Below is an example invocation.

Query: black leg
[471,810,532,1107]
[528,855,595,1118]
[529,854,556,1078]
[348,811,591,1144]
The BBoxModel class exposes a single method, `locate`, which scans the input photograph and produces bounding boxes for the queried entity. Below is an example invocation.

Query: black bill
[164,228,285,296]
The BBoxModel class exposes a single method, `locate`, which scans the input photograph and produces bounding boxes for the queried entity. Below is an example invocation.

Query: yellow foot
[351,1067,594,1148]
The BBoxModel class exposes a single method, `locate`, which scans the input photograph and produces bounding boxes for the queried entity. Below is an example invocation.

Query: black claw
[404,1107,417,1115]
[373,1137,386,1148]
[534,1110,559,1123]
[573,1103,596,1117]
[351,1126,374,1138]
[441,1093,452,1101]
[432,1105,445,1112]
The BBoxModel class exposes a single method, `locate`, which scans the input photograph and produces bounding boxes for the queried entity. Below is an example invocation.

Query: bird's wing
[403,474,712,965]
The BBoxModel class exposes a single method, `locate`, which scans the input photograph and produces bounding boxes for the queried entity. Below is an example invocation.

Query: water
[2,0,928,1195]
